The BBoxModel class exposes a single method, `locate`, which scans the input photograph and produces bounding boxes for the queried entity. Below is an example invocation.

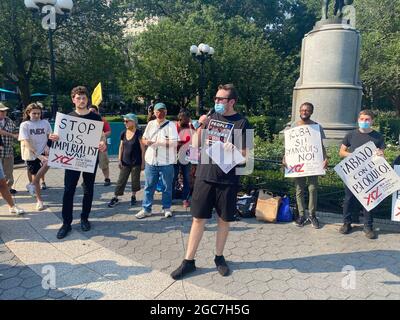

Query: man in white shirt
[136,102,178,219]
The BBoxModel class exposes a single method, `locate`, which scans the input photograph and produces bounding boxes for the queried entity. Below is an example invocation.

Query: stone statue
[322,0,353,20]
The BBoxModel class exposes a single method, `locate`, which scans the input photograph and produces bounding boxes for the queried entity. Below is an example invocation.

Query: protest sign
[391,165,400,222]
[284,124,325,178]
[48,112,104,173]
[334,141,400,211]
[205,141,245,174]
[206,119,234,144]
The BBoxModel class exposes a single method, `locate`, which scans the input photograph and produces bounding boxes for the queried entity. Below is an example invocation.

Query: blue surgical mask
[358,121,371,129]
[214,103,225,114]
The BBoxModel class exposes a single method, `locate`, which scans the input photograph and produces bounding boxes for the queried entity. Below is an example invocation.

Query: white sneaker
[135,209,152,219]
[162,209,173,218]
[9,206,25,215]
[36,201,45,211]
[26,183,36,197]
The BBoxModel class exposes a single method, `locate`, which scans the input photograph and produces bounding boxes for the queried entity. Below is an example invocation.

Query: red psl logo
[51,154,74,165]
[288,164,304,173]
[364,187,382,206]
[396,207,400,217]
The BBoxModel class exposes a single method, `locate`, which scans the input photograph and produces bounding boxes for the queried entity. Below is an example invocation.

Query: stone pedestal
[291,21,362,143]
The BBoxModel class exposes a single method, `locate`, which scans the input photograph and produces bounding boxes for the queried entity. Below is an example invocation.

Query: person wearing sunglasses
[108,113,145,208]
[171,84,252,280]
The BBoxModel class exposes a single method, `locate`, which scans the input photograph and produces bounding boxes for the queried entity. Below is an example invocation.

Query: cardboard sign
[48,112,104,173]
[391,165,400,222]
[334,141,400,211]
[284,124,325,178]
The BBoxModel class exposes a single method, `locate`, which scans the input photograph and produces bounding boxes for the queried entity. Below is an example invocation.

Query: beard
[300,115,310,121]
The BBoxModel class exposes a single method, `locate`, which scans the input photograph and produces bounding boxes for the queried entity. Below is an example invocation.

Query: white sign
[334,141,400,211]
[391,165,400,222]
[284,124,325,178]
[48,112,104,173]
[205,141,245,174]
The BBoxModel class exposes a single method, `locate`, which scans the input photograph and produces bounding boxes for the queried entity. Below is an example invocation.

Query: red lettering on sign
[288,163,304,173]
[51,154,74,165]
[364,187,382,206]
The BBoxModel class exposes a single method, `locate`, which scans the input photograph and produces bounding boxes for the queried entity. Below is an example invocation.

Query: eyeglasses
[214,96,230,102]
[31,113,41,115]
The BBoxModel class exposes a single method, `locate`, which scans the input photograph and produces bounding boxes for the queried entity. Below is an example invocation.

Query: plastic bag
[277,196,293,222]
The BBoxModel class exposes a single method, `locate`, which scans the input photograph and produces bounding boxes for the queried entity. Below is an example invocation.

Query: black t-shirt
[342,129,385,152]
[120,129,142,167]
[69,110,103,123]
[196,112,252,185]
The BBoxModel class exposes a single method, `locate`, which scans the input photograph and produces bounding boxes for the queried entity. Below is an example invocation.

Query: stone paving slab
[1,162,400,300]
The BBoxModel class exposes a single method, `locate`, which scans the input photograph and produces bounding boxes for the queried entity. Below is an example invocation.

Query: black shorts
[190,179,238,222]
[26,158,42,175]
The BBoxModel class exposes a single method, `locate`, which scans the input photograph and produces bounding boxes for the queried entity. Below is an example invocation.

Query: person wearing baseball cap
[108,113,144,208]
[137,102,179,219]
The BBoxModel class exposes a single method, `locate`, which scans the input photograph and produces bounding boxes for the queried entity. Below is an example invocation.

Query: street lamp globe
[190,45,198,55]
[209,47,215,56]
[202,44,210,54]
[34,0,57,5]
[56,0,74,12]
[24,0,39,10]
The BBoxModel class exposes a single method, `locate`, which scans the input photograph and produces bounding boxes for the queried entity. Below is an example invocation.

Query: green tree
[355,0,400,114]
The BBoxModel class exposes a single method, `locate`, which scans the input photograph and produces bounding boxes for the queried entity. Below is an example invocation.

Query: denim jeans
[142,163,174,213]
[173,162,191,201]
[343,186,373,227]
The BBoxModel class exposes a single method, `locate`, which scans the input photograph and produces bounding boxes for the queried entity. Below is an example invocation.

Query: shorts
[0,161,5,180]
[26,158,42,175]
[98,151,109,170]
[190,179,238,222]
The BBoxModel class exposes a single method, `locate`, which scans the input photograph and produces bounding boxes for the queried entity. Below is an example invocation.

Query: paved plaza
[1,160,400,300]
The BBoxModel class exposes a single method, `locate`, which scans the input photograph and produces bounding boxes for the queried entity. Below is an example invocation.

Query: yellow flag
[91,82,102,107]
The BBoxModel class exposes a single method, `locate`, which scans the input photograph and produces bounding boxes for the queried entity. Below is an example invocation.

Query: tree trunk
[18,76,31,108]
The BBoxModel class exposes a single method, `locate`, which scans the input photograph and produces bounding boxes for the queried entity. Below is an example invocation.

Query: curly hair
[23,103,43,122]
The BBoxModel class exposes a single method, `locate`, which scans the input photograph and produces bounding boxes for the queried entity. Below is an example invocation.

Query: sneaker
[135,209,152,219]
[57,225,72,239]
[130,195,137,206]
[26,183,36,196]
[81,219,91,232]
[182,200,190,208]
[104,178,111,186]
[364,226,377,239]
[294,215,306,227]
[170,259,196,280]
[339,223,352,234]
[108,197,119,208]
[9,188,17,195]
[9,206,24,215]
[214,255,231,276]
[162,209,173,218]
[310,215,320,229]
[36,201,45,211]
[41,182,47,190]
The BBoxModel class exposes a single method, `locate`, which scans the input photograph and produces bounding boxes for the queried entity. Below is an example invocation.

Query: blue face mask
[214,103,225,114]
[358,121,371,129]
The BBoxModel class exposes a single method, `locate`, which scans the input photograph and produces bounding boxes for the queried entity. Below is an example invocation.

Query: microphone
[206,108,215,117]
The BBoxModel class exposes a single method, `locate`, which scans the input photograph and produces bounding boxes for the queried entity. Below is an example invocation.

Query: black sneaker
[294,215,306,227]
[310,215,320,229]
[214,255,231,276]
[170,259,196,280]
[131,195,137,206]
[104,178,111,186]
[57,225,72,239]
[364,226,377,239]
[9,188,17,195]
[339,223,352,234]
[81,219,91,232]
[41,182,47,190]
[108,197,119,208]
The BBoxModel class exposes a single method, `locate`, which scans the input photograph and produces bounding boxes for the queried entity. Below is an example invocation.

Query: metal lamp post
[24,0,74,120]
[190,43,214,116]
